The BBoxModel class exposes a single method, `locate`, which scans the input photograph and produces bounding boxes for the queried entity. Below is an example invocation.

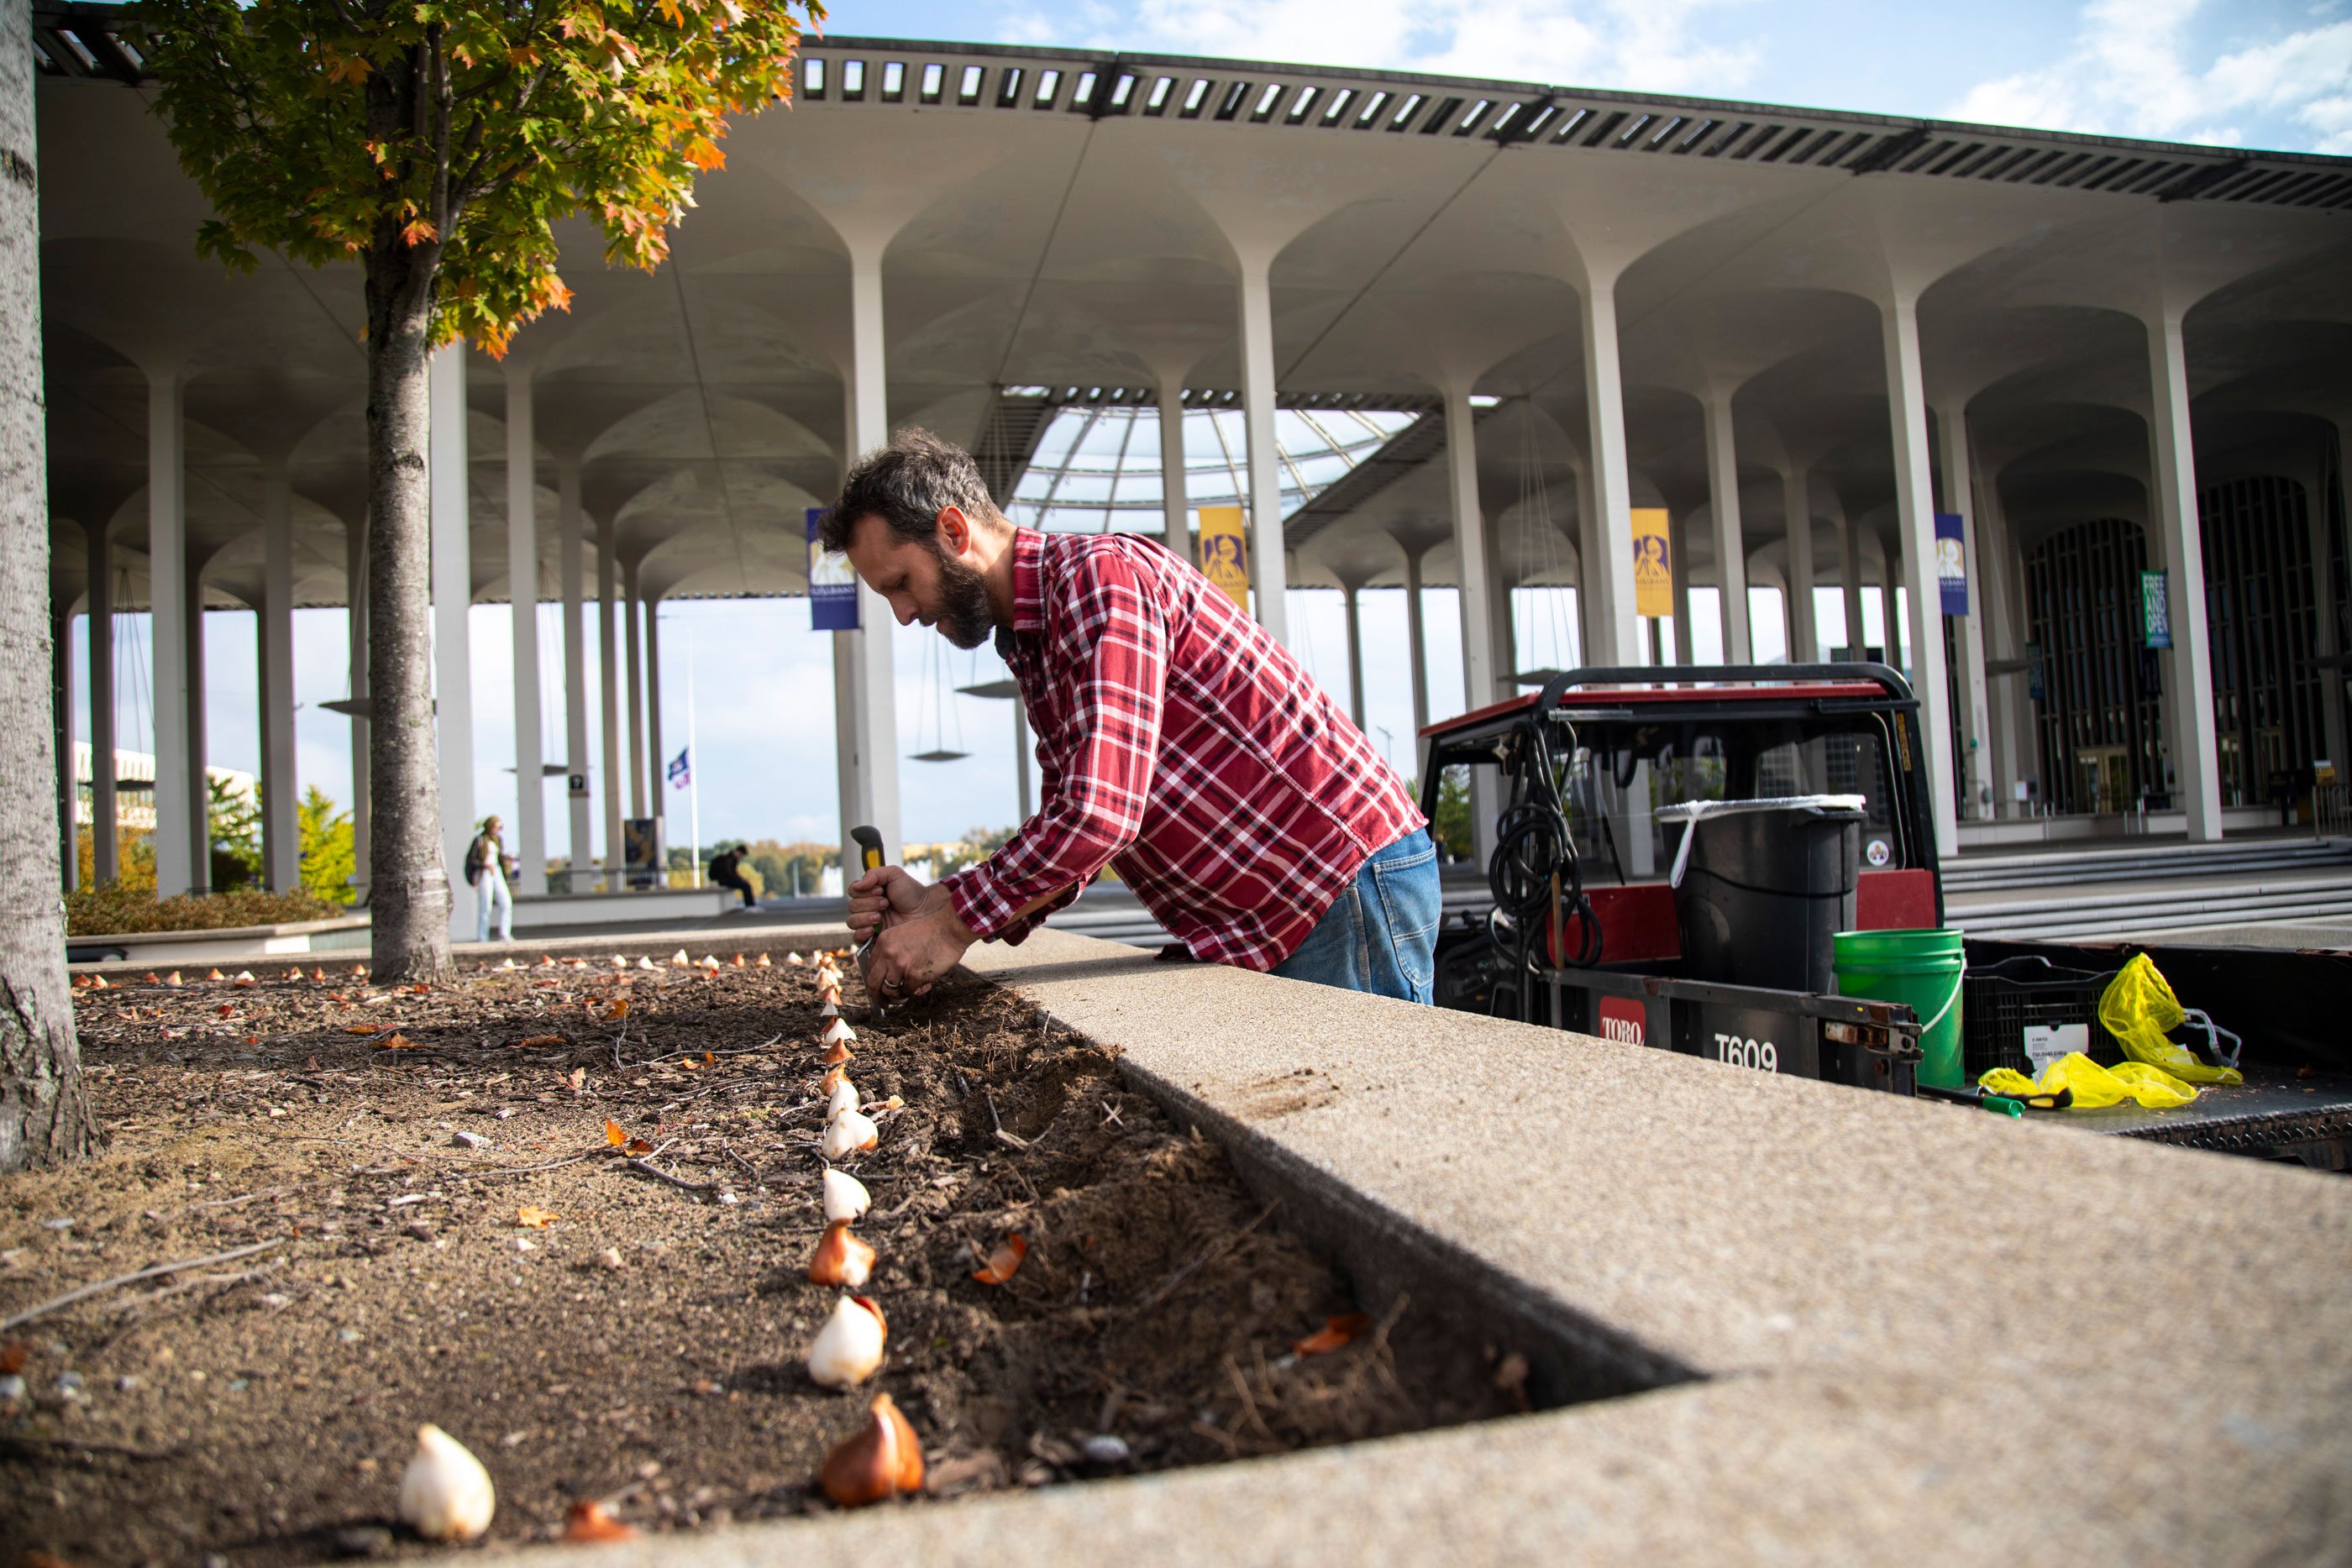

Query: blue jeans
[1270,828,1441,1004]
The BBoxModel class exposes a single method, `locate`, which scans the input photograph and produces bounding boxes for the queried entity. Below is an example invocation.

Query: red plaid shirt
[942,528,1425,971]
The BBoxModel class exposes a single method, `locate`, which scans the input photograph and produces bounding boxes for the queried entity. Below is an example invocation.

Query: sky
[834,0,2352,155]
[66,0,2347,867]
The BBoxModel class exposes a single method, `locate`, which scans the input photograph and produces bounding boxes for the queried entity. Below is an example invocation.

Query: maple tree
[139,0,821,981]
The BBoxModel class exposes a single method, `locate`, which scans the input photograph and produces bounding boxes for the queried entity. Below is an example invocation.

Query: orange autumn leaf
[564,1500,638,1542]
[514,1034,564,1047]
[344,1025,380,1036]
[605,999,629,1020]
[1292,1312,1373,1356]
[605,1120,628,1146]
[375,1034,423,1050]
[517,1205,559,1229]
[971,1233,1027,1286]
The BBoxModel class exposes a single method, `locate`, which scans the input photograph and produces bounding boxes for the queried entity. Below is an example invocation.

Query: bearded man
[827,428,1437,1004]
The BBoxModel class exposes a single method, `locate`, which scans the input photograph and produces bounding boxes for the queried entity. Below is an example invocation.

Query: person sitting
[709,843,757,910]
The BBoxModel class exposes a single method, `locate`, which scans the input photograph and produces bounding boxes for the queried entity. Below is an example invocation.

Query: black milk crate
[1962,955,2124,1081]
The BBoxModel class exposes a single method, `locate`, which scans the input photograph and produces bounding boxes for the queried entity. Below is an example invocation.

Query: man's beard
[934,550,995,650]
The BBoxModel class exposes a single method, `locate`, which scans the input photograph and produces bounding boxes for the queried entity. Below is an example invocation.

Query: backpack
[465,834,490,888]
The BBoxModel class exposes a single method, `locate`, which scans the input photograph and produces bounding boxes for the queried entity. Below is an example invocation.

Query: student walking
[465,815,517,944]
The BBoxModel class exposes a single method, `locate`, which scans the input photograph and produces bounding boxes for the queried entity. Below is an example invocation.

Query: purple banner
[808,507,858,631]
[1934,511,1968,616]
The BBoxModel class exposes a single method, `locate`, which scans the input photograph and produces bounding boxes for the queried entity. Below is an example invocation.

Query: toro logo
[1597,996,1646,1046]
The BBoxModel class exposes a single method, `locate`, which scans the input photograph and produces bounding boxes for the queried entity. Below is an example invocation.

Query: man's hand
[861,891,979,1001]
[846,863,932,941]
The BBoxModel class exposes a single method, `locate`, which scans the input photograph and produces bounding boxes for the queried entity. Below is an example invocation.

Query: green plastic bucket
[1834,928,1966,1089]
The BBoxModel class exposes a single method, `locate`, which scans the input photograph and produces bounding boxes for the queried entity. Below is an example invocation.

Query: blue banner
[809,507,859,632]
[2142,570,2171,648]
[666,747,690,789]
[1934,511,1968,616]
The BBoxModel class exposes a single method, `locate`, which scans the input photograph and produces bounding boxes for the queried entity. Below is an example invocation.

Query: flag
[667,747,690,789]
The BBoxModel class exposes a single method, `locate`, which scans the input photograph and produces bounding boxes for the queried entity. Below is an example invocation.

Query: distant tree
[0,0,93,1169]
[140,0,821,980]
[1426,770,1473,863]
[298,785,359,905]
[744,837,834,898]
[207,774,264,890]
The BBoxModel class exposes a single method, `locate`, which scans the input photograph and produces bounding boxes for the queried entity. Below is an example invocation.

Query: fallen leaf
[564,1500,638,1542]
[517,1205,559,1229]
[375,1034,423,1051]
[605,1120,628,1147]
[344,1025,381,1036]
[1293,1312,1373,1356]
[971,1233,1027,1286]
[0,1340,27,1373]
[605,999,629,1020]
[513,1034,564,1047]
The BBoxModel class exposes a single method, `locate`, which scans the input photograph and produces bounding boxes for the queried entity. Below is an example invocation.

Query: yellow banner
[1197,505,1249,611]
[1630,507,1672,619]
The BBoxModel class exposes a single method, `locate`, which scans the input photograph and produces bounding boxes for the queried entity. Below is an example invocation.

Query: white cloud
[1028,0,1761,96]
[1946,0,2352,153]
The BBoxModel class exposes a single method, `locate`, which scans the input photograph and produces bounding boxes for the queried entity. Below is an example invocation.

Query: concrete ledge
[120,921,2352,1560]
[64,914,371,964]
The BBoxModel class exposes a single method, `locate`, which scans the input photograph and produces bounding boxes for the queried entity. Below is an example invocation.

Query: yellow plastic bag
[1979,1052,2201,1109]
[2096,953,2243,1086]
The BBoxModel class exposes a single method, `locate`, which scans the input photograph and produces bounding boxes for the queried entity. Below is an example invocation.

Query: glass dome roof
[1003,403,1417,534]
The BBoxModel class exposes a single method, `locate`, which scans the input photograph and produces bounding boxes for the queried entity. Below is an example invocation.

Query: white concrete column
[430,343,475,939]
[558,462,590,889]
[344,515,369,898]
[1444,389,1499,707]
[1157,377,1189,558]
[1402,545,1430,735]
[1882,296,1959,858]
[645,595,665,863]
[597,513,623,883]
[1941,407,1993,820]
[1979,480,2030,809]
[504,365,546,897]
[1237,255,1289,645]
[53,595,73,890]
[1578,279,1641,666]
[260,465,297,891]
[1342,584,1366,729]
[838,238,902,867]
[1882,567,1903,669]
[624,561,645,821]
[1839,511,1866,659]
[184,560,209,895]
[1667,509,1693,663]
[2142,310,2223,841]
[1013,702,1034,821]
[1783,467,1817,664]
[87,522,117,884]
[621,566,648,831]
[1703,396,1751,663]
[146,371,194,896]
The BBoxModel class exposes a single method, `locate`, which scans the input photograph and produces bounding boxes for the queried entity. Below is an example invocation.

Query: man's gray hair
[823,428,1003,553]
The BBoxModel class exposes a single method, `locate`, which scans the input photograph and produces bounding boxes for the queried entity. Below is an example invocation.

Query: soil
[2,950,1520,1565]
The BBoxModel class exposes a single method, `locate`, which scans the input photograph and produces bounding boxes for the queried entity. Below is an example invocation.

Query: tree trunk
[364,242,454,983]
[0,0,94,1170]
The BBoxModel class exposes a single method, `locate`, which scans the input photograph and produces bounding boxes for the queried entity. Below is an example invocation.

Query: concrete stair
[1942,836,2352,892]
[1946,837,2352,941]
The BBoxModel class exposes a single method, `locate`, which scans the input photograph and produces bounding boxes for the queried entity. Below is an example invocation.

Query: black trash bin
[1656,796,1866,993]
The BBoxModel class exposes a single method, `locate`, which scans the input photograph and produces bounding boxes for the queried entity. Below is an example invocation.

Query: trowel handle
[851,825,887,874]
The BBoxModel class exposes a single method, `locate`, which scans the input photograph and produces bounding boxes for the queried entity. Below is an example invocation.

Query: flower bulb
[396,1424,496,1541]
